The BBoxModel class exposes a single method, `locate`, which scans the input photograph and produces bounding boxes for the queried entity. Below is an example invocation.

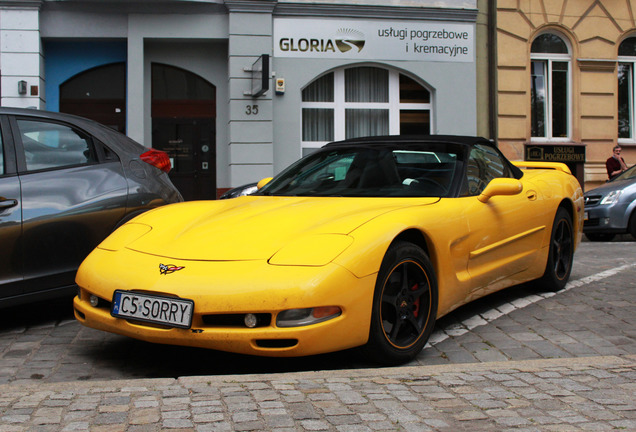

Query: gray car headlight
[600,190,622,205]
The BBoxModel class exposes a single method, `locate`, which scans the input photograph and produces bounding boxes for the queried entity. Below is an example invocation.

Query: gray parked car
[0,107,183,307]
[583,164,636,241]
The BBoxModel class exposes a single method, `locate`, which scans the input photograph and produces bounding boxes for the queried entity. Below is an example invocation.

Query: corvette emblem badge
[159,263,185,275]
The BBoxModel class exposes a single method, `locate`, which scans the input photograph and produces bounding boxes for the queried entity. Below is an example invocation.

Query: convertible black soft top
[324,135,494,148]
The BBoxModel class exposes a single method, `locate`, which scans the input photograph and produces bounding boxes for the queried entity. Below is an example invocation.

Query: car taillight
[140,149,171,173]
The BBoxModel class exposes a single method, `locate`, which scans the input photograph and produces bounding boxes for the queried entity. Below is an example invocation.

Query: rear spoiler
[511,161,572,175]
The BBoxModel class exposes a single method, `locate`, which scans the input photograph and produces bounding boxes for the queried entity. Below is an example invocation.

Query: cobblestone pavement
[0,240,635,430]
[0,355,635,431]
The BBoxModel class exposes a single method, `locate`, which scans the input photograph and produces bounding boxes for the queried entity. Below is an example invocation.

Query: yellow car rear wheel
[362,241,438,365]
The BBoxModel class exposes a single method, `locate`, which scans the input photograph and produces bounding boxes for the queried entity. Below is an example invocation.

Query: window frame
[10,117,101,174]
[300,66,433,155]
[530,32,572,143]
[0,116,17,176]
[463,143,515,196]
[618,37,636,144]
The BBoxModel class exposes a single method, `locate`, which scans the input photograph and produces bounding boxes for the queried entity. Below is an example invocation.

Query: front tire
[538,207,574,291]
[361,241,438,365]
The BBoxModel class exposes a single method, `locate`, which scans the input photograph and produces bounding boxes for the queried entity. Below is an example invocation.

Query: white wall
[0,8,44,108]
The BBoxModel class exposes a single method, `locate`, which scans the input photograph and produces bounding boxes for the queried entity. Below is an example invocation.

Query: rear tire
[629,211,636,240]
[361,241,438,365]
[538,207,574,292]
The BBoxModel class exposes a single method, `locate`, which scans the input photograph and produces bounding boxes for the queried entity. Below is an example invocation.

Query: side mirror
[257,177,273,190]
[478,178,523,203]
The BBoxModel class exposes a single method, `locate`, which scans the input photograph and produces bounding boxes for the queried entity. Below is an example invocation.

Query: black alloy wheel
[539,207,574,291]
[362,241,438,365]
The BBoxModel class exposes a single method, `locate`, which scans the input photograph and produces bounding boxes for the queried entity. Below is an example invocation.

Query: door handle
[0,197,19,209]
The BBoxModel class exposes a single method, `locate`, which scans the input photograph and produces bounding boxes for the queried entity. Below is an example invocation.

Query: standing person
[606,145,628,180]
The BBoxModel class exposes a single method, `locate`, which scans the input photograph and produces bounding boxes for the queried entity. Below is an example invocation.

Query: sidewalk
[1,355,634,431]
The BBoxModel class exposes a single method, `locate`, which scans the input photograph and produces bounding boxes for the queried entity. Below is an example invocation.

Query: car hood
[110,195,439,261]
[585,178,636,196]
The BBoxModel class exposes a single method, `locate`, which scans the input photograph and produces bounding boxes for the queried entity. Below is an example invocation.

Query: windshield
[612,164,636,181]
[258,146,461,197]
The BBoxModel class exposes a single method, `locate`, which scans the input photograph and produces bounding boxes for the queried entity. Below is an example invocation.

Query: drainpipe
[489,0,498,141]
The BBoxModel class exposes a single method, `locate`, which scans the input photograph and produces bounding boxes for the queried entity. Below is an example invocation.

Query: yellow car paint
[73,152,583,360]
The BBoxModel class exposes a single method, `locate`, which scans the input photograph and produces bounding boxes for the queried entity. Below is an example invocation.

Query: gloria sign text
[274,18,474,62]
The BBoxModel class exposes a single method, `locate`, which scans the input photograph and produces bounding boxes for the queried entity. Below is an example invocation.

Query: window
[530,33,571,140]
[618,37,636,141]
[301,67,432,155]
[464,144,514,196]
[17,120,96,172]
[258,145,459,197]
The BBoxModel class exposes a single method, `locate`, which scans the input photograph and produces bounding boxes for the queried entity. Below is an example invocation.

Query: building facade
[0,0,489,199]
[496,0,636,189]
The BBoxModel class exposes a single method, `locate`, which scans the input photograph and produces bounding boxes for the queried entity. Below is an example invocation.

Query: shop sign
[273,18,474,62]
[525,145,586,163]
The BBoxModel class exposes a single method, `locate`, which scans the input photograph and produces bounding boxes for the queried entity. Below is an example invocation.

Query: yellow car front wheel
[362,241,438,365]
[539,207,574,292]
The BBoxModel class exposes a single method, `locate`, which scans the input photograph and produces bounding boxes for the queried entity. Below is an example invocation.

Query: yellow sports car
[74,136,584,365]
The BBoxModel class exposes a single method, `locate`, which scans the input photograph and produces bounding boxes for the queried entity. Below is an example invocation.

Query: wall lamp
[18,80,27,95]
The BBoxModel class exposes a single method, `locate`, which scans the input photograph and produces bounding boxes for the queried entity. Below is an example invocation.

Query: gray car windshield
[613,164,636,181]
[259,147,459,197]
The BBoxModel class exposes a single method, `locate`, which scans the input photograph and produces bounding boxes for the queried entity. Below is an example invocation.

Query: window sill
[529,138,574,144]
[617,139,636,146]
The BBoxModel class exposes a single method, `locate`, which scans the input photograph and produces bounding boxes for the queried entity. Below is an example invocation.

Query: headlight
[600,190,622,205]
[277,306,342,327]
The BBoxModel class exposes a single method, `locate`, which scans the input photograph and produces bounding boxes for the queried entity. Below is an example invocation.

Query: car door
[10,116,128,294]
[461,144,548,293]
[0,116,23,299]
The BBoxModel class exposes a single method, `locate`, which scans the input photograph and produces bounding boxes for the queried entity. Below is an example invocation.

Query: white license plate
[111,290,194,329]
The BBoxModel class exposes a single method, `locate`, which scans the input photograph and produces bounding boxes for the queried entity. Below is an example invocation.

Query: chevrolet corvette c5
[73,135,583,365]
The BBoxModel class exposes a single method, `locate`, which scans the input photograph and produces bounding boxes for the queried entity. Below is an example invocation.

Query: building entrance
[151,63,216,200]
[59,63,126,133]
[152,118,215,201]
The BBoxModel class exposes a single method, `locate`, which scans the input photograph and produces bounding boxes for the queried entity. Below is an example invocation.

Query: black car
[0,107,183,307]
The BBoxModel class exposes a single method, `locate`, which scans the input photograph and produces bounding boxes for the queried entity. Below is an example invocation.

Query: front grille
[255,339,298,348]
[584,195,601,207]
[202,313,271,328]
[584,218,599,227]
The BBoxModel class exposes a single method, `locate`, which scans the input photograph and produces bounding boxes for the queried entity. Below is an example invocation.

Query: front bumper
[74,247,375,357]
[583,205,629,234]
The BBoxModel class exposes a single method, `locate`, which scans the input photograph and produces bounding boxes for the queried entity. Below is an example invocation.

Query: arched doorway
[151,63,216,200]
[59,62,126,133]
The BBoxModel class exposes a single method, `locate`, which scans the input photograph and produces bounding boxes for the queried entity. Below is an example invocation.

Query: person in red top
[606,145,628,180]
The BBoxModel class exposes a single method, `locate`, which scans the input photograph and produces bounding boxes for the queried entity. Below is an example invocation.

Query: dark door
[152,118,215,201]
[59,63,126,133]
[151,63,216,200]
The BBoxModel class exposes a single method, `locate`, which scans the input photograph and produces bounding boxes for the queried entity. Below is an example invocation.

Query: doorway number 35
[246,105,259,115]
